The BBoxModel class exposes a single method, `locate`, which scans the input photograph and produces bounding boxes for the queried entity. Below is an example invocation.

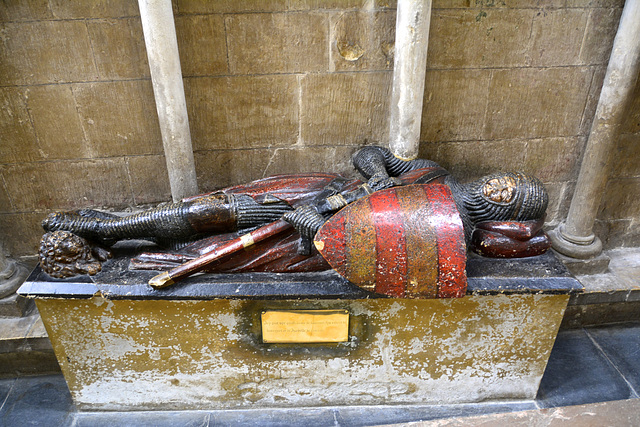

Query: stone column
[0,242,30,317]
[550,0,640,259]
[388,0,432,160]
[139,0,198,202]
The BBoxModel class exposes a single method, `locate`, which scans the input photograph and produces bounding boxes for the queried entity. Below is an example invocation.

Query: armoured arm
[352,146,440,179]
[285,147,442,240]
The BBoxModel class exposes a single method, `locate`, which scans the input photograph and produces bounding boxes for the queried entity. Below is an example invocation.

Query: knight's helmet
[462,172,548,224]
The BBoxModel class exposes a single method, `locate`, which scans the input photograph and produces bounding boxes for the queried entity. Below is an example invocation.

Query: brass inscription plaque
[261,310,349,343]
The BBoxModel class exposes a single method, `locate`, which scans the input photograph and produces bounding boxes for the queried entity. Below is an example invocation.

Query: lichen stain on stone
[337,41,365,61]
[37,294,569,409]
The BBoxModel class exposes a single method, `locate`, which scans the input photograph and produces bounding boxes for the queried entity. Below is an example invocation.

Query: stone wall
[0,0,637,257]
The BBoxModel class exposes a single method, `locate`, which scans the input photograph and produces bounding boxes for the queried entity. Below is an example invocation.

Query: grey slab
[416,398,640,427]
[74,411,211,427]
[536,328,635,408]
[72,402,538,427]
[562,301,640,329]
[18,251,581,302]
[586,323,640,396]
[0,375,74,427]
[330,401,537,426]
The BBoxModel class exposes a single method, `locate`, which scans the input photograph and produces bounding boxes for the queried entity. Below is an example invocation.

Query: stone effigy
[39,145,550,296]
[21,145,579,410]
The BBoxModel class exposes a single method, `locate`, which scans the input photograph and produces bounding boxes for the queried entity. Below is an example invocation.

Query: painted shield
[314,184,467,298]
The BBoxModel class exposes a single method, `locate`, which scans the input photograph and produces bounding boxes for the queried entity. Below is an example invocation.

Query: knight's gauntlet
[283,205,326,239]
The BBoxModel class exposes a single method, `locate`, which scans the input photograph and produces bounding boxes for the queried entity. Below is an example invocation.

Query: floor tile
[74,411,211,427]
[536,328,635,408]
[71,402,538,427]
[418,398,640,427]
[333,401,537,426]
[0,378,16,412]
[0,375,74,426]
[607,248,640,290]
[587,322,640,396]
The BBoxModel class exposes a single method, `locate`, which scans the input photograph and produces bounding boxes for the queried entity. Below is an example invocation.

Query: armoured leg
[42,194,292,244]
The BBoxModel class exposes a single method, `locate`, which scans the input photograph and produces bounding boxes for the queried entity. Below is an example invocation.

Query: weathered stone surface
[419,398,640,427]
[184,75,298,151]
[126,155,171,205]
[420,69,491,143]
[301,72,392,146]
[175,14,227,77]
[430,139,528,182]
[417,141,440,162]
[580,65,606,136]
[599,178,640,221]
[72,81,163,157]
[226,13,328,74]
[0,21,99,86]
[613,134,640,179]
[523,137,584,182]
[2,159,133,211]
[0,88,40,164]
[0,178,12,213]
[529,8,589,67]
[433,0,567,7]
[427,9,532,69]
[25,85,90,160]
[594,219,640,250]
[556,251,611,276]
[176,0,366,14]
[542,181,570,226]
[48,0,139,19]
[544,182,565,228]
[484,67,592,140]
[194,149,272,191]
[621,79,640,135]
[260,145,360,178]
[566,0,625,8]
[195,146,359,192]
[564,301,640,328]
[37,293,568,409]
[0,0,53,21]
[87,18,150,80]
[580,7,622,65]
[0,213,46,257]
[330,10,395,72]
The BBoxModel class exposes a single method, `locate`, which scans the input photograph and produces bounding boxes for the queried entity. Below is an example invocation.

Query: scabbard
[149,219,292,288]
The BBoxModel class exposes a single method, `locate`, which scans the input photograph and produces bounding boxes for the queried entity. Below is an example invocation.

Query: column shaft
[139,0,198,202]
[551,0,640,258]
[388,0,432,161]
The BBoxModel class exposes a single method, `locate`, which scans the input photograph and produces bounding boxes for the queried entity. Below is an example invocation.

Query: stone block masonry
[1,0,638,257]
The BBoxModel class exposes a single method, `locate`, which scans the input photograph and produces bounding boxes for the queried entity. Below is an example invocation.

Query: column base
[548,225,603,259]
[0,262,32,318]
[551,251,610,275]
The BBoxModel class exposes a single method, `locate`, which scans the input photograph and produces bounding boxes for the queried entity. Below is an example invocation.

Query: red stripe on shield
[369,189,408,298]
[426,185,467,298]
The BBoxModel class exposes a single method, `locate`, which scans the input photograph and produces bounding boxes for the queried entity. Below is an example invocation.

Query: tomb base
[18,251,581,411]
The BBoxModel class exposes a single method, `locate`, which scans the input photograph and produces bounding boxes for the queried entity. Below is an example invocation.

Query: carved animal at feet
[39,230,111,279]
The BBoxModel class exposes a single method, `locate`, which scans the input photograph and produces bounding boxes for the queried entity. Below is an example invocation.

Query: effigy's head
[39,230,110,278]
[464,172,548,224]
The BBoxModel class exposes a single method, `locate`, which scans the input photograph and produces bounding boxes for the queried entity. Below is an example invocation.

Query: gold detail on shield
[261,310,349,343]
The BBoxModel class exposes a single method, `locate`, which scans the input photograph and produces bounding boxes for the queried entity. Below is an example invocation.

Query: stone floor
[1,321,639,426]
[412,399,640,426]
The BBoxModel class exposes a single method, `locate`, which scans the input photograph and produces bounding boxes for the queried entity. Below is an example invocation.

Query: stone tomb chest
[18,251,581,411]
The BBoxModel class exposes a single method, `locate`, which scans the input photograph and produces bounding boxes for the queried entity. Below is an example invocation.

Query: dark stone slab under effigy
[19,247,581,300]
